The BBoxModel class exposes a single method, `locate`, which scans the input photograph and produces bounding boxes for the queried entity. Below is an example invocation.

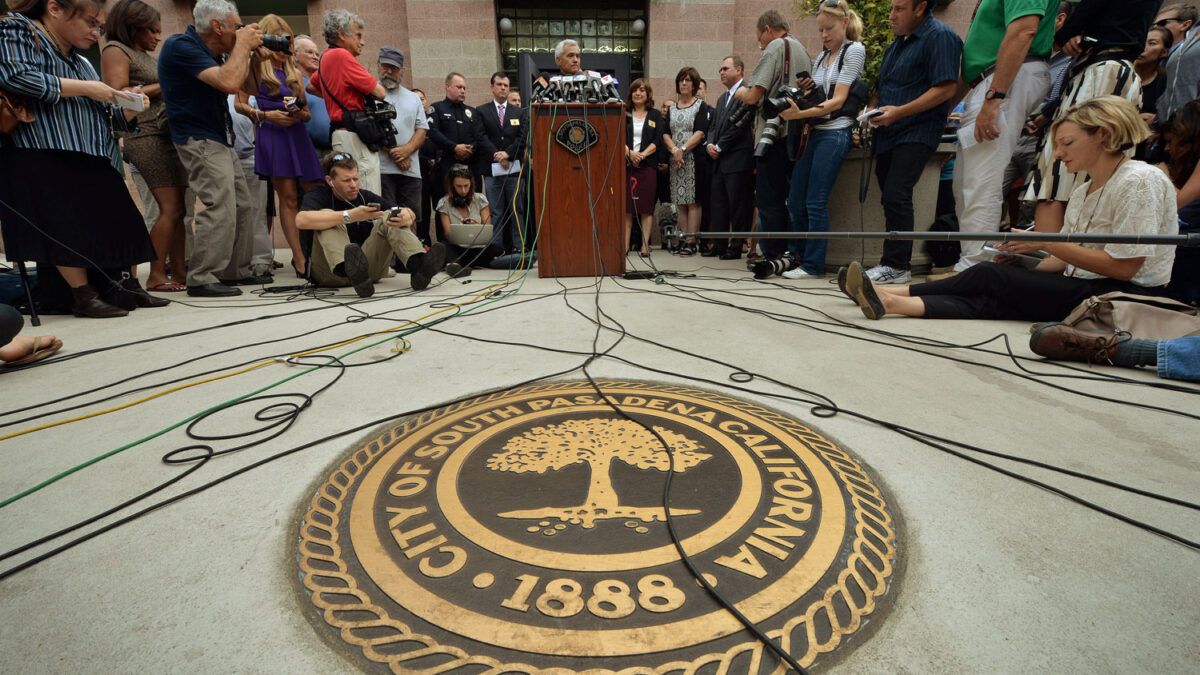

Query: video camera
[361,96,398,149]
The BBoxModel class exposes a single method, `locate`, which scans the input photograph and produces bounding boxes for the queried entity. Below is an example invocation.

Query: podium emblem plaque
[555,118,600,155]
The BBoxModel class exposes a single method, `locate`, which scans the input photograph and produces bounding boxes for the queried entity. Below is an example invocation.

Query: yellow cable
[0,271,528,443]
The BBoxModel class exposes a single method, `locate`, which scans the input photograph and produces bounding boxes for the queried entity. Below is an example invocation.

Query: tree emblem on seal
[486,418,711,528]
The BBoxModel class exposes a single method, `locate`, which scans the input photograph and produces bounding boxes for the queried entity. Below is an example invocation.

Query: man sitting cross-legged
[297,152,450,297]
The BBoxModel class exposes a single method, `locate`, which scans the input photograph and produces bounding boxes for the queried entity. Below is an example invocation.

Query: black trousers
[709,168,755,253]
[380,173,423,224]
[875,142,934,270]
[911,262,1156,321]
[756,142,793,258]
[1,304,22,347]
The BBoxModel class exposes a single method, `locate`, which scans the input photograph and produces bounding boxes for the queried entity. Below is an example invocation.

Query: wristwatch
[342,210,351,224]
[985,88,1007,101]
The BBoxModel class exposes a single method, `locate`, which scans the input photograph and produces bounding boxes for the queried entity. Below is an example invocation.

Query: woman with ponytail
[778,0,866,279]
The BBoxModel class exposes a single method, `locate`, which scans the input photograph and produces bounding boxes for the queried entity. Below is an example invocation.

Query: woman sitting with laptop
[435,164,504,269]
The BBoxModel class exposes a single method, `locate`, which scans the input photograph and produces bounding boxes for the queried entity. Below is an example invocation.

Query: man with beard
[376,46,429,241]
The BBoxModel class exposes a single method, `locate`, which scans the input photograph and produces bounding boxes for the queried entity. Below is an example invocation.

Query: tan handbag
[1062,292,1200,340]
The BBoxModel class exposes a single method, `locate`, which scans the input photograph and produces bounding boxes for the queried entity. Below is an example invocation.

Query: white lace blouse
[1060,160,1178,287]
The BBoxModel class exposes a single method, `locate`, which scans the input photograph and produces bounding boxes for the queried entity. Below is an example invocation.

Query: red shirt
[309,47,377,123]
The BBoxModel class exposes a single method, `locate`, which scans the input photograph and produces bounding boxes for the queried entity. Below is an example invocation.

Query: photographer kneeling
[307,9,388,194]
[297,153,449,297]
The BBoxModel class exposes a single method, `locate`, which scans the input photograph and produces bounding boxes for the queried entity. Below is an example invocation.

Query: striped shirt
[812,41,866,131]
[0,13,120,168]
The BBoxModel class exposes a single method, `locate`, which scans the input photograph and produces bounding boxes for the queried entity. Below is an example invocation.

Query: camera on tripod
[261,33,292,55]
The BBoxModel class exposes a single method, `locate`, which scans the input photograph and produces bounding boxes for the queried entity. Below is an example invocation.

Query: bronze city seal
[296,380,900,672]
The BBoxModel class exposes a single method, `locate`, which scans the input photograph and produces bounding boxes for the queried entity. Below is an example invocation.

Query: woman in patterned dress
[662,67,709,255]
[102,0,189,291]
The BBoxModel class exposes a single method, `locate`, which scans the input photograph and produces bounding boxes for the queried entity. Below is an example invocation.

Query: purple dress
[254,68,324,181]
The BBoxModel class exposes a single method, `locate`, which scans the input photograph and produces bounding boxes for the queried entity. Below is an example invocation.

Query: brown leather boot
[71,284,128,318]
[121,278,170,308]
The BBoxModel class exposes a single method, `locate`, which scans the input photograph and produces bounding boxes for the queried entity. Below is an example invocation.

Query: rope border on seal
[296,380,898,673]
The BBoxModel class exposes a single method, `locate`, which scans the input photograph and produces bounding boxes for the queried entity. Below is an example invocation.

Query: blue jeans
[1160,337,1200,381]
[787,127,852,275]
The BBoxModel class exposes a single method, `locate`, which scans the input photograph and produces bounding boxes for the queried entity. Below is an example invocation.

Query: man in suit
[704,56,755,260]
[427,72,481,191]
[476,72,529,253]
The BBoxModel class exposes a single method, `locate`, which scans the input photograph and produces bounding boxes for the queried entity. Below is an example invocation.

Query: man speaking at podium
[553,39,582,76]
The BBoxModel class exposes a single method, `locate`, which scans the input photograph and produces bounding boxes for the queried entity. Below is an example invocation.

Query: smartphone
[367,202,381,210]
[113,91,145,112]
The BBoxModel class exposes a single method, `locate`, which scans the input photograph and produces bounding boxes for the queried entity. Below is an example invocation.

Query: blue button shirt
[158,25,232,146]
[302,76,331,151]
[874,15,963,156]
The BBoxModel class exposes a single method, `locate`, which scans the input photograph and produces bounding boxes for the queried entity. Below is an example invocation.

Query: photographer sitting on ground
[307,9,386,194]
[296,152,450,297]
[841,96,1177,322]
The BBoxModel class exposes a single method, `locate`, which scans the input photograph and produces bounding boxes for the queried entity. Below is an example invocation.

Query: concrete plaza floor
[1,251,1197,673]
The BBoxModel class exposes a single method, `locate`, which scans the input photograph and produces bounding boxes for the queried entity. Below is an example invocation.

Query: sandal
[3,336,63,367]
[147,281,187,292]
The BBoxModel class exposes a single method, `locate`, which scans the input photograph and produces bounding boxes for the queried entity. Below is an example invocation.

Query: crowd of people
[1,0,1198,378]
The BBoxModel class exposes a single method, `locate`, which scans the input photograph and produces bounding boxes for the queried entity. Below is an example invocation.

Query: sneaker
[781,267,821,279]
[866,265,910,284]
[342,243,374,298]
[1029,322,1131,363]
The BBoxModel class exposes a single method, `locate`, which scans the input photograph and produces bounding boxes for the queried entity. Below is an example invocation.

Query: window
[497,1,647,82]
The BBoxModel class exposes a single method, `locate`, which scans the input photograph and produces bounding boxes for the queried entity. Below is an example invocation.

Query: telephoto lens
[262,34,291,54]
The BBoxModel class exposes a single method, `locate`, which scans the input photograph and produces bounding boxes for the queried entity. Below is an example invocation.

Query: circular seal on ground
[295,380,900,673]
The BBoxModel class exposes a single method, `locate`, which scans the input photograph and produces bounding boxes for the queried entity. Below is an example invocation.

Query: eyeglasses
[83,15,105,35]
[1155,17,1181,27]
[823,0,842,7]
[330,153,352,161]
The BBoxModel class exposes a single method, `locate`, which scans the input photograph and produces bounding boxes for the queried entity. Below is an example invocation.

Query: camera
[359,96,398,150]
[261,33,292,54]
[760,80,825,119]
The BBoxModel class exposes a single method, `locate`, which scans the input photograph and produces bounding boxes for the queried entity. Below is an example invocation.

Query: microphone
[570,74,588,102]
[531,76,549,102]
[600,74,621,102]
[547,75,564,102]
[585,71,604,103]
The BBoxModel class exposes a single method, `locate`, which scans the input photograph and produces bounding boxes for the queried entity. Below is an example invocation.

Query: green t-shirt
[961,0,1059,84]
[745,35,812,142]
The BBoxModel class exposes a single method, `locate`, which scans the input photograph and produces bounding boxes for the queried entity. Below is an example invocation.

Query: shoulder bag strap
[316,52,351,114]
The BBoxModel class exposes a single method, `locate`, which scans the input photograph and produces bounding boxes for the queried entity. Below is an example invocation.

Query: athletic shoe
[866,265,910,284]
[781,267,821,279]
[1028,322,1131,363]
[342,243,374,298]
[845,261,885,320]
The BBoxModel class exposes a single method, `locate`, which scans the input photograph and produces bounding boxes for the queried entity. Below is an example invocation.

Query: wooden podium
[530,103,626,278]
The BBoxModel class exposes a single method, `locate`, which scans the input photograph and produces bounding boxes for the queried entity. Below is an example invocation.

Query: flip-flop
[836,266,854,301]
[3,336,63,367]
[147,282,187,292]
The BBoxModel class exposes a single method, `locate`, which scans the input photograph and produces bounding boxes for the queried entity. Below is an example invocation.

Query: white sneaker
[781,267,820,279]
[865,265,910,284]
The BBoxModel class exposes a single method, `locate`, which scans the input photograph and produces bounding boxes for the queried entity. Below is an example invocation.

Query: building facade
[138,0,976,108]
